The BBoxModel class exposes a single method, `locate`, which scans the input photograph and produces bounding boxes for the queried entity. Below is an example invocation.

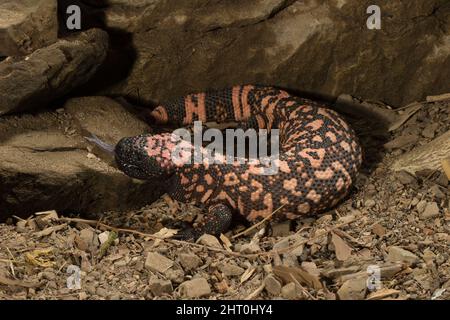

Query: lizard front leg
[174,203,232,241]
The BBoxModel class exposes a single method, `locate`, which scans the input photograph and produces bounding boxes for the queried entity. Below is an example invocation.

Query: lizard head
[114,133,179,180]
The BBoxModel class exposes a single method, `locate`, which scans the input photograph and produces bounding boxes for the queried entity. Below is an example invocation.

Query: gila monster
[91,85,362,240]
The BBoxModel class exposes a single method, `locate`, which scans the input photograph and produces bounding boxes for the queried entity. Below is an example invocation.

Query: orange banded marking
[184,93,206,124]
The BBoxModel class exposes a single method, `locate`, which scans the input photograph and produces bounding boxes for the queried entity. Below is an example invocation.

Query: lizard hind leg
[173,203,233,241]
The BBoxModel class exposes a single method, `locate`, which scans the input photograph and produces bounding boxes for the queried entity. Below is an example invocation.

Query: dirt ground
[0,99,449,300]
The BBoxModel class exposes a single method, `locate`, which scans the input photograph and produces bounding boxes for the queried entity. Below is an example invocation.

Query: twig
[231,204,286,240]
[59,216,356,259]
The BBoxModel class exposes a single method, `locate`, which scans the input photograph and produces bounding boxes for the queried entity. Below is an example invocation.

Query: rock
[430,185,446,199]
[179,278,211,298]
[384,134,419,150]
[0,0,58,56]
[416,200,428,213]
[364,199,376,208]
[145,252,174,273]
[0,29,108,115]
[148,276,173,296]
[165,266,185,284]
[96,287,109,298]
[423,248,436,263]
[0,98,162,220]
[94,1,449,107]
[281,282,301,300]
[218,263,245,277]
[240,242,261,254]
[264,275,282,296]
[196,234,223,249]
[271,221,291,237]
[337,277,367,300]
[422,123,439,139]
[421,202,440,219]
[396,171,417,185]
[371,223,386,237]
[179,253,202,271]
[77,228,99,252]
[387,246,420,265]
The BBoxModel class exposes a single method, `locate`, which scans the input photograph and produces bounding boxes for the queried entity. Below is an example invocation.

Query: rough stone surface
[148,276,173,296]
[0,0,58,56]
[264,275,282,296]
[145,252,174,273]
[420,202,440,219]
[387,246,420,265]
[179,253,202,271]
[218,263,245,277]
[337,277,367,300]
[91,0,450,107]
[196,234,223,249]
[179,278,211,298]
[0,97,161,219]
[0,29,108,115]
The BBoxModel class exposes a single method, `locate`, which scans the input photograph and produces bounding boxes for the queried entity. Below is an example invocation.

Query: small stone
[387,246,420,265]
[281,282,301,300]
[78,228,99,252]
[79,292,88,300]
[148,276,173,296]
[179,278,211,298]
[145,252,174,273]
[179,253,202,270]
[271,221,291,237]
[337,277,367,300]
[396,171,416,185]
[416,200,427,213]
[42,270,56,281]
[421,202,440,219]
[218,263,245,276]
[423,248,436,263]
[165,266,185,284]
[364,199,376,208]
[264,275,282,296]
[96,287,109,298]
[430,185,445,199]
[422,123,438,139]
[372,223,386,237]
[301,262,320,277]
[98,231,110,244]
[240,242,261,254]
[196,234,223,248]
[435,172,448,187]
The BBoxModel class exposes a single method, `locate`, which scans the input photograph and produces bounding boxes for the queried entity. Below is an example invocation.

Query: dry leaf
[331,232,352,261]
[273,265,322,290]
[25,248,55,268]
[152,227,178,246]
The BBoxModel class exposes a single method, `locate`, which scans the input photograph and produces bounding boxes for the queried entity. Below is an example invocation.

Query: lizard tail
[84,134,115,156]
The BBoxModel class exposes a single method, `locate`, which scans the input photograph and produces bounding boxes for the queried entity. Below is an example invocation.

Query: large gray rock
[0,0,58,56]
[0,97,161,220]
[94,0,449,107]
[0,29,109,115]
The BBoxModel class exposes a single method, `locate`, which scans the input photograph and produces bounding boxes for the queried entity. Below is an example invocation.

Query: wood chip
[331,232,352,261]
